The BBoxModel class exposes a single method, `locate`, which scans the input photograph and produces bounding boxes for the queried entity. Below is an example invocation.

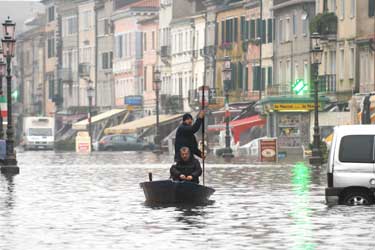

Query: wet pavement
[0,151,374,250]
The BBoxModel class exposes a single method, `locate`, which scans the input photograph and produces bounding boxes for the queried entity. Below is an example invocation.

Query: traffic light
[292,79,309,96]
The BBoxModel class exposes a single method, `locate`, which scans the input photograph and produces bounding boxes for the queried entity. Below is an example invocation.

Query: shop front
[256,96,329,154]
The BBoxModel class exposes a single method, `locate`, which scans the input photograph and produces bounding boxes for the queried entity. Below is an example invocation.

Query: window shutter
[370,0,375,17]
[245,66,249,91]
[256,18,261,39]
[231,63,236,90]
[268,67,273,86]
[240,16,245,40]
[234,18,238,42]
[238,62,243,90]
[252,66,259,90]
[262,20,266,43]
[267,19,273,43]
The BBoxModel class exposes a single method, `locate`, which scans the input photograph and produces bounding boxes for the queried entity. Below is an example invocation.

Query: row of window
[221,17,273,45]
[278,15,309,44]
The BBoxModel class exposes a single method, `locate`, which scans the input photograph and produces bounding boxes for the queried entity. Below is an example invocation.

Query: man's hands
[198,110,205,119]
[179,174,193,181]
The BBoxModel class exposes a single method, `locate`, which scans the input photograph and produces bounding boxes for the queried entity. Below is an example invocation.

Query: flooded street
[0,151,374,250]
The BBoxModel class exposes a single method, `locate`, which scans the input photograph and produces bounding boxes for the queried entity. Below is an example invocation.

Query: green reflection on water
[290,162,317,250]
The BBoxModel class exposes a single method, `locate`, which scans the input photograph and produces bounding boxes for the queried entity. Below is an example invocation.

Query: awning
[207,115,266,143]
[72,109,127,130]
[104,114,182,135]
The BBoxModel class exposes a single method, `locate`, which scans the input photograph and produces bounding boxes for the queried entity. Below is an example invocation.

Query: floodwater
[0,151,374,250]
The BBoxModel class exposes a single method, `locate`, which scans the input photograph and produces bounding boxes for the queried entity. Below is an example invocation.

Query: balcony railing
[318,74,336,93]
[160,45,171,58]
[59,68,74,83]
[266,84,291,96]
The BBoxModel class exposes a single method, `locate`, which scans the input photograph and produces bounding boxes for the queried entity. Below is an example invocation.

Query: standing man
[174,111,205,161]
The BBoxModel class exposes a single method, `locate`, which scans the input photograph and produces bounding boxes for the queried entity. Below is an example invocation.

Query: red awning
[207,115,266,143]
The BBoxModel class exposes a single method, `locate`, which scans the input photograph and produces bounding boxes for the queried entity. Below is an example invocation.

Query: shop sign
[259,138,277,162]
[125,96,143,106]
[273,103,321,111]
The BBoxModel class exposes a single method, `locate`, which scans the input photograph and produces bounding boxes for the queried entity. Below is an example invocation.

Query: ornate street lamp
[0,49,6,140]
[309,32,323,166]
[222,56,234,158]
[153,68,162,154]
[1,16,19,175]
[87,82,94,151]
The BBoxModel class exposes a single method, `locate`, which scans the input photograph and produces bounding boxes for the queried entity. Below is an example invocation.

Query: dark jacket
[170,156,202,183]
[174,117,202,160]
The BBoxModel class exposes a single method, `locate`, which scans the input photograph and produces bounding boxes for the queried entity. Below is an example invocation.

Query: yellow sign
[273,103,320,111]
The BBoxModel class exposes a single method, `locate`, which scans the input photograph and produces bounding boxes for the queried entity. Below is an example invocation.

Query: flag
[0,96,7,118]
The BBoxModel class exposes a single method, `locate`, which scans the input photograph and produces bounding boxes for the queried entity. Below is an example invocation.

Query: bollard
[148,172,153,182]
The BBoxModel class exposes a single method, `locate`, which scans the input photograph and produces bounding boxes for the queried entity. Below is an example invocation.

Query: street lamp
[87,82,94,152]
[222,56,234,158]
[1,16,19,175]
[0,49,6,140]
[153,68,162,154]
[309,32,323,166]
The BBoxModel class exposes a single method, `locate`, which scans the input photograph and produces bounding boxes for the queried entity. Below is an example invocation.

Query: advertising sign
[76,131,91,153]
[125,96,143,106]
[259,138,277,162]
[273,103,321,111]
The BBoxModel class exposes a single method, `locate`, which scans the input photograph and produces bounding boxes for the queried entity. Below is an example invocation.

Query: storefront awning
[207,115,266,143]
[104,114,182,135]
[72,109,127,131]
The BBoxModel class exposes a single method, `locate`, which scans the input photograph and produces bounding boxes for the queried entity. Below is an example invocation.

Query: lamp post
[0,49,6,140]
[153,68,162,154]
[309,32,323,166]
[87,82,94,152]
[1,17,19,174]
[222,56,234,158]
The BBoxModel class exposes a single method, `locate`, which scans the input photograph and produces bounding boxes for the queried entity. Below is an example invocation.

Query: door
[126,136,141,151]
[112,135,125,151]
[334,135,375,188]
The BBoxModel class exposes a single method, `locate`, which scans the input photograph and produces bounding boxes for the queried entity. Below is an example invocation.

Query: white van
[326,125,375,205]
[22,117,55,150]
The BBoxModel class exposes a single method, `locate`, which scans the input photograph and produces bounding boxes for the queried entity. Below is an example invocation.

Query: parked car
[326,125,375,206]
[98,135,155,151]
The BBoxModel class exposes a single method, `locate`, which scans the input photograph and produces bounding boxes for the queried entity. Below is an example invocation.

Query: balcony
[318,74,336,93]
[59,68,74,83]
[266,84,291,96]
[310,12,338,41]
[160,45,171,65]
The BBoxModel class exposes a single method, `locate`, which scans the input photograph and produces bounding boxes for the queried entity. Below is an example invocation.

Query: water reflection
[291,162,316,250]
[1,173,16,210]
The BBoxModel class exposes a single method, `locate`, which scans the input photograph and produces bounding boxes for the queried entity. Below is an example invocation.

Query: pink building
[112,0,159,108]
[139,16,159,115]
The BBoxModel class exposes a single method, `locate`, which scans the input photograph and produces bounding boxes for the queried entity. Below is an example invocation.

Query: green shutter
[267,19,273,43]
[240,16,245,40]
[245,66,249,91]
[262,20,266,43]
[370,0,375,17]
[238,62,243,90]
[226,20,230,42]
[246,20,250,39]
[234,18,238,42]
[256,18,261,39]
[250,20,255,39]
[252,66,259,90]
[268,67,273,86]
[231,63,237,90]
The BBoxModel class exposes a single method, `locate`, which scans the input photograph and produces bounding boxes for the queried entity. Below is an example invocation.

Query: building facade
[272,0,315,97]
[96,0,115,108]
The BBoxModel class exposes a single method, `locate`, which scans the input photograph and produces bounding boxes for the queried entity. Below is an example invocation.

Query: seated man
[170,147,202,184]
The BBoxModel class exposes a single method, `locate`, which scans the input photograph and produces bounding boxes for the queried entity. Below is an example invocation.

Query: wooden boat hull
[140,180,215,204]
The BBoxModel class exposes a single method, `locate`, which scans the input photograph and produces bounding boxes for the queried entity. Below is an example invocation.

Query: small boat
[140,178,215,204]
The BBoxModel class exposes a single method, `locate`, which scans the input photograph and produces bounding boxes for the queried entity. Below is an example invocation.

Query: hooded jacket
[170,156,202,184]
